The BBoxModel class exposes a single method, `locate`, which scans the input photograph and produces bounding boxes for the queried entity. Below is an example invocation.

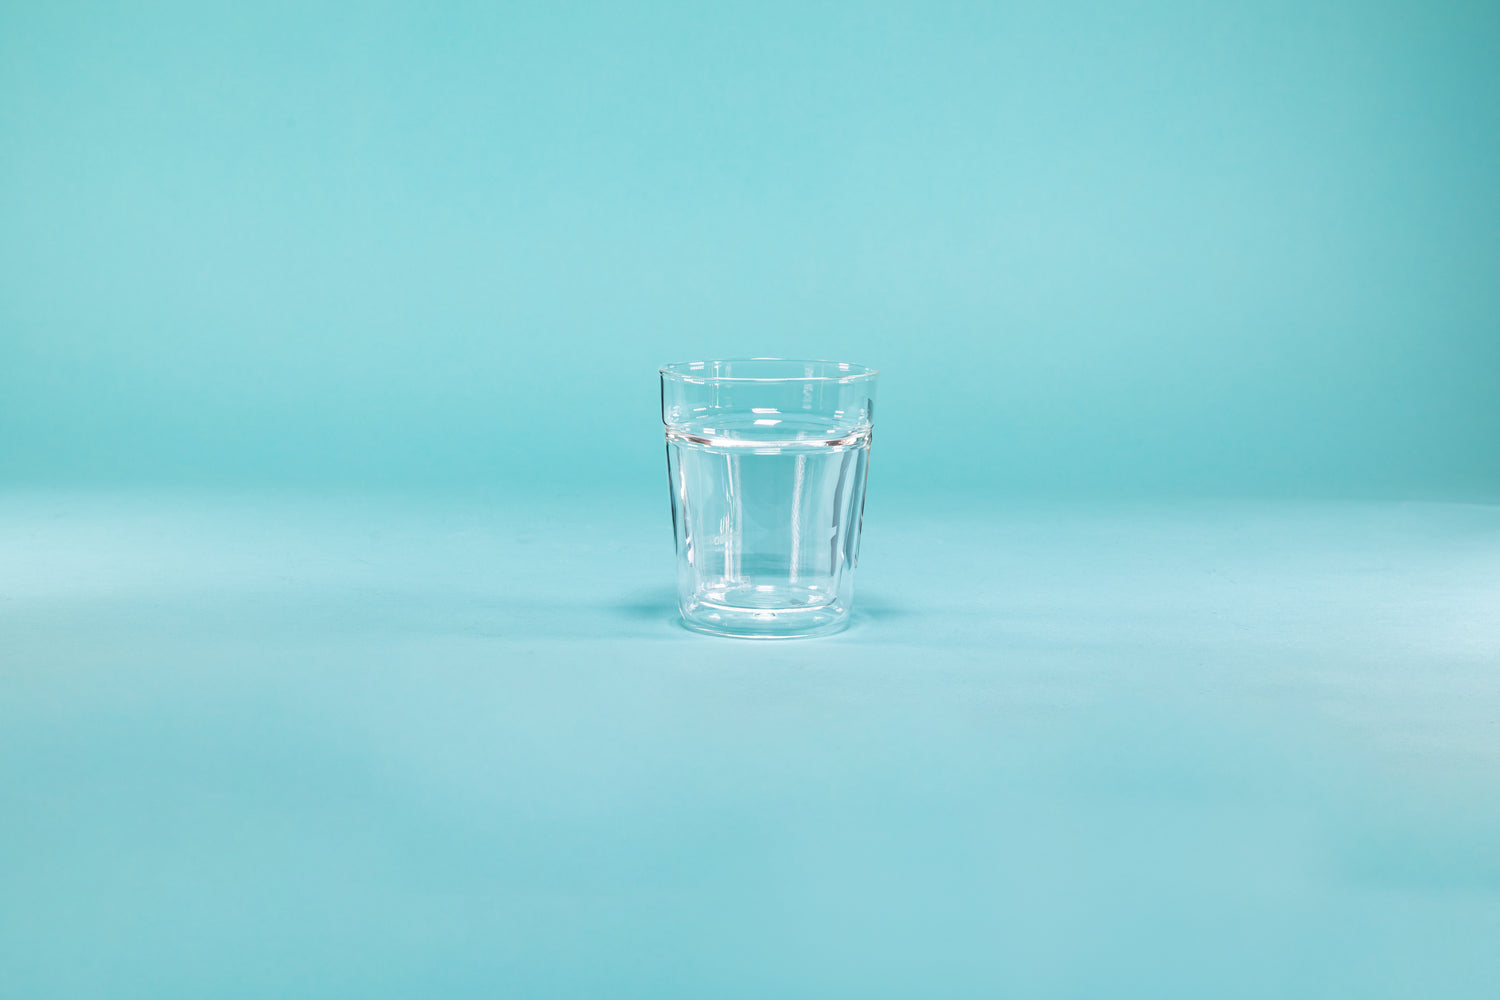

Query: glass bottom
[679,582,850,639]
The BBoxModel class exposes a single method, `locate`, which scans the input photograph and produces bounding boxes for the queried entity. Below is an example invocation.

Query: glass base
[679,583,851,639]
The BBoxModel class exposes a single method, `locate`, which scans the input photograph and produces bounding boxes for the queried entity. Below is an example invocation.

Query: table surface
[2,490,1497,998]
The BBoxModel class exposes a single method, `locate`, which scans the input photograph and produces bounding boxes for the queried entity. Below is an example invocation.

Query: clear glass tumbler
[661,359,878,638]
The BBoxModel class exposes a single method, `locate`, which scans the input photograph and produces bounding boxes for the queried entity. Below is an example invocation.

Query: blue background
[3,0,1498,496]
[3,3,1499,997]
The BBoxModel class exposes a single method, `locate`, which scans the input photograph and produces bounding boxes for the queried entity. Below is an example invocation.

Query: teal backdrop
[2,0,1496,496]
[3,5,1499,1000]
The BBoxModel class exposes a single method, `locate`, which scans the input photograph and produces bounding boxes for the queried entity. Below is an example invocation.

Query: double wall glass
[660,359,877,638]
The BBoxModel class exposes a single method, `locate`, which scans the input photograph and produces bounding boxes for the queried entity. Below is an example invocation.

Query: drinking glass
[660,359,878,638]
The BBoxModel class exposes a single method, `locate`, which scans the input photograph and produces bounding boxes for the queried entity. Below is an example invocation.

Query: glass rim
[659,358,879,384]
